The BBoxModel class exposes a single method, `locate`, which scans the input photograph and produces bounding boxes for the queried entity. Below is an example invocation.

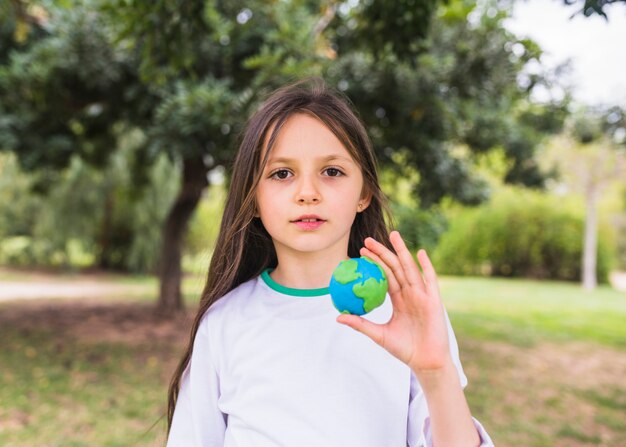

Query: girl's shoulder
[196,274,274,350]
[200,275,260,325]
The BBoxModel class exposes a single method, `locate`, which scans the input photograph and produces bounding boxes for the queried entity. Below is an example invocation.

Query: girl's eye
[269,167,344,180]
[324,167,344,177]
[270,169,292,180]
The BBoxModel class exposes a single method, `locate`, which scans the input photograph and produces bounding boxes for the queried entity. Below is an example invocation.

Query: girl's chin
[275,242,349,258]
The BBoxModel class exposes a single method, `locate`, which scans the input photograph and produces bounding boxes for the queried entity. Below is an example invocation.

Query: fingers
[336,314,386,348]
[363,233,408,290]
[359,246,405,311]
[417,249,440,298]
[389,231,427,294]
[359,246,400,292]
[363,231,426,296]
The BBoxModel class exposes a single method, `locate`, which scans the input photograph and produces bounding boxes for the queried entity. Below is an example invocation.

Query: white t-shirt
[167,270,493,447]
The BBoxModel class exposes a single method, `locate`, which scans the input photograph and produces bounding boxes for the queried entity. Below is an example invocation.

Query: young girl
[166,78,494,446]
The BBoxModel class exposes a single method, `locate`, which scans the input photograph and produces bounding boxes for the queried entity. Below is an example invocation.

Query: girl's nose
[296,175,321,205]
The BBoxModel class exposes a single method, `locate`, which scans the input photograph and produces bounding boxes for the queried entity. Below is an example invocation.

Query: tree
[0,1,161,270]
[543,106,626,289]
[104,0,329,313]
[325,1,568,206]
[1,0,330,313]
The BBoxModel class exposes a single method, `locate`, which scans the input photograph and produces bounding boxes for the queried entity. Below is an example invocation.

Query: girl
[166,78,494,446]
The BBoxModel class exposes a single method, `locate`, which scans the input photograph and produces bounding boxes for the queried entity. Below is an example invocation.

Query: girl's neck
[269,250,350,290]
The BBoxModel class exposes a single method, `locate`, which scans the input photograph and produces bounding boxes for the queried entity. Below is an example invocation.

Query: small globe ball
[329,257,388,315]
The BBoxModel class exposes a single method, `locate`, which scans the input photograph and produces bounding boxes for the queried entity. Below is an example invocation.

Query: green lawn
[441,276,626,348]
[440,276,626,446]
[0,274,624,446]
[0,327,170,447]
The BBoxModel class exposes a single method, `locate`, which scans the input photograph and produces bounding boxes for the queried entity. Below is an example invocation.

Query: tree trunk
[157,156,208,314]
[97,188,114,269]
[582,184,598,290]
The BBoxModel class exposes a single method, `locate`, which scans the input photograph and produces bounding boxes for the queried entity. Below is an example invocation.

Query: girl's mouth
[293,219,325,230]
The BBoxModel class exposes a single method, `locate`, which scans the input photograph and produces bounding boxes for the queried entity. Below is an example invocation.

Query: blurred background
[1,0,625,445]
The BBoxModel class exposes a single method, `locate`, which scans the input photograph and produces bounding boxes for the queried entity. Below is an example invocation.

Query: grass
[0,326,172,446]
[1,273,625,446]
[441,276,626,348]
[437,276,626,446]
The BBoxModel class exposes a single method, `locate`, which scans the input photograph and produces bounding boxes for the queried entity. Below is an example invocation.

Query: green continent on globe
[353,277,388,313]
[333,259,363,284]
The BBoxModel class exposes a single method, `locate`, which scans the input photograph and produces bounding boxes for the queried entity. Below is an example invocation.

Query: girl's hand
[336,231,452,376]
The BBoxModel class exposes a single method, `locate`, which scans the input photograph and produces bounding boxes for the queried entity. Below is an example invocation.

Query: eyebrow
[267,155,353,165]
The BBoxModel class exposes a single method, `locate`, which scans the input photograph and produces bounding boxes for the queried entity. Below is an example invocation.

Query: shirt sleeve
[406,310,495,447]
[166,315,226,447]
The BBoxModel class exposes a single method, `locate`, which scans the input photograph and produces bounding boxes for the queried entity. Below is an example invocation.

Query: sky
[504,0,626,107]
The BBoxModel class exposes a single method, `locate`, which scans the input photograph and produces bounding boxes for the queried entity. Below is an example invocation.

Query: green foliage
[391,203,448,254]
[149,77,237,164]
[327,0,568,206]
[0,4,151,177]
[100,0,569,209]
[122,151,181,273]
[433,188,615,282]
[2,0,570,206]
[0,236,38,267]
[0,153,42,237]
[616,209,626,269]
[184,183,226,256]
[568,104,626,146]
[0,236,94,269]
[336,0,439,61]
[0,143,179,273]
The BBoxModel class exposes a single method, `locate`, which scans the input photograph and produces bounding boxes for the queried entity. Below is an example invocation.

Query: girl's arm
[167,315,226,447]
[337,231,491,447]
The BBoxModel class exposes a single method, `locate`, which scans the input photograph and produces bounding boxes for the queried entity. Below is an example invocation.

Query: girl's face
[255,113,371,261]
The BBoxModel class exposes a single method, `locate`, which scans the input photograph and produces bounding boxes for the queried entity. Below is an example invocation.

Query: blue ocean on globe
[329,257,388,315]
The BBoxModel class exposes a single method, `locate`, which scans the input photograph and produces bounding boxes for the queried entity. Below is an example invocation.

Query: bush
[0,145,180,274]
[0,236,94,269]
[391,203,447,254]
[0,153,43,239]
[184,184,226,256]
[613,214,626,270]
[0,236,35,267]
[432,188,615,283]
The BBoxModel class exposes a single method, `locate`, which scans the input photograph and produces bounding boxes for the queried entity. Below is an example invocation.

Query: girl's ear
[357,191,373,213]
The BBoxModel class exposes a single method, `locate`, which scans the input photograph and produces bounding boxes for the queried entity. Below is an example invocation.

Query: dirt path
[0,268,154,301]
[0,281,151,301]
[2,268,625,302]
[0,299,193,346]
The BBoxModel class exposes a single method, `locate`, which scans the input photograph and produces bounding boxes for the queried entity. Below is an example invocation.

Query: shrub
[391,203,447,254]
[0,149,179,274]
[184,184,226,256]
[433,188,615,283]
[0,236,94,269]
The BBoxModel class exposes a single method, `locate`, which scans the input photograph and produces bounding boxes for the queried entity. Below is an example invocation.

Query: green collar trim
[261,269,329,297]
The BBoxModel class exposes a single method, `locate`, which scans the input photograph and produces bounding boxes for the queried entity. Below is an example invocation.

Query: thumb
[336,314,385,348]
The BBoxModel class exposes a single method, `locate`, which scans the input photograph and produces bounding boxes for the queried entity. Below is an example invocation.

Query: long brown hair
[166,77,395,434]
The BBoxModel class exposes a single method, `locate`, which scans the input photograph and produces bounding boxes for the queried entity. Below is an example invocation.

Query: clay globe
[329,257,388,315]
